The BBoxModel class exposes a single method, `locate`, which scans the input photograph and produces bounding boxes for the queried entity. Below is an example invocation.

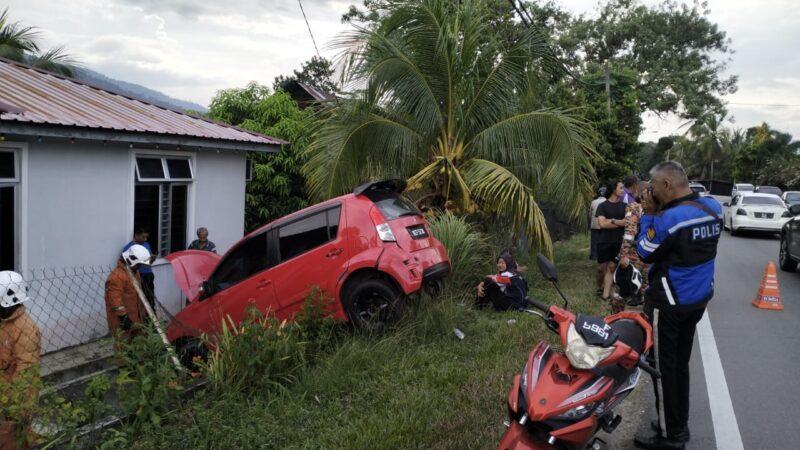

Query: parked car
[782,191,800,207]
[689,182,708,197]
[165,180,451,361]
[731,183,754,198]
[779,204,800,272]
[723,193,792,235]
[754,185,783,197]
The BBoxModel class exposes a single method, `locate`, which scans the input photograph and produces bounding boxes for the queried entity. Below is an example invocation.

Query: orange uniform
[104,260,146,339]
[0,306,41,450]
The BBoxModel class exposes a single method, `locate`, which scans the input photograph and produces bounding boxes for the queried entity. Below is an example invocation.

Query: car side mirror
[723,202,729,207]
[536,254,558,283]
[790,204,800,216]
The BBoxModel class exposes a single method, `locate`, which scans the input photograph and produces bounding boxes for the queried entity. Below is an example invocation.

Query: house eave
[0,122,281,153]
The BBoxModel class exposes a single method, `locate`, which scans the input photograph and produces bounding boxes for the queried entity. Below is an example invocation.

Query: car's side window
[212,232,270,292]
[279,207,340,262]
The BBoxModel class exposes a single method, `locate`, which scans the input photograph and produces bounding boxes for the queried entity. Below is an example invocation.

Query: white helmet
[0,271,30,308]
[122,244,152,268]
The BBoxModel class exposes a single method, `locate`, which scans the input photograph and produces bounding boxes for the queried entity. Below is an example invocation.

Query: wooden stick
[124,265,184,371]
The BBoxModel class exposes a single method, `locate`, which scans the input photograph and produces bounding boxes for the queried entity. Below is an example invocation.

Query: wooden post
[124,265,184,371]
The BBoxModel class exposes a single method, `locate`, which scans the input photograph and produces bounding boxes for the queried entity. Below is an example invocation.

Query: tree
[208,84,313,230]
[273,56,336,93]
[306,0,597,255]
[565,0,737,120]
[684,111,730,179]
[734,123,800,186]
[0,8,78,76]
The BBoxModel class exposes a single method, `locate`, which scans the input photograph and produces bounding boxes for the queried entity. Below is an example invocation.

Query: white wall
[18,138,247,353]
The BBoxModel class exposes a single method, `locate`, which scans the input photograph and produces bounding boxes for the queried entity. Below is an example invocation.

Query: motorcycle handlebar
[526,298,550,312]
[638,356,661,378]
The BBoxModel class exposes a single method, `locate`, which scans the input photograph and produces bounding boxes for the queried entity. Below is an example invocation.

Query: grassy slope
[131,234,603,449]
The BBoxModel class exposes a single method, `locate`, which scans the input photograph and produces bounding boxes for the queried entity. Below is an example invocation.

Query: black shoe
[649,420,690,442]
[627,297,643,307]
[634,431,686,449]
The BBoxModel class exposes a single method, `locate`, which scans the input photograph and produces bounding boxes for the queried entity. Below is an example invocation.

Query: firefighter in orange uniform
[105,244,152,340]
[0,271,41,450]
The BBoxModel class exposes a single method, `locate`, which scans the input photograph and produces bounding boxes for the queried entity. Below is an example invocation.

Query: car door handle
[325,248,343,258]
[257,279,272,289]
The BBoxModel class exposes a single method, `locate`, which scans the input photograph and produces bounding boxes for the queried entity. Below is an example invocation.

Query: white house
[0,58,283,354]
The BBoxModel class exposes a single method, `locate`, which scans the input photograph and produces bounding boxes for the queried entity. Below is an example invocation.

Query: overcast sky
[6,0,800,141]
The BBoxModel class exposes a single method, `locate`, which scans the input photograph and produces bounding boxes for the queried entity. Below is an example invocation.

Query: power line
[297,0,321,58]
[728,102,800,107]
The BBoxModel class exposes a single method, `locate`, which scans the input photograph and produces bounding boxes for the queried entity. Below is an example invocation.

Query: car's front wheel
[344,279,404,331]
[779,235,797,272]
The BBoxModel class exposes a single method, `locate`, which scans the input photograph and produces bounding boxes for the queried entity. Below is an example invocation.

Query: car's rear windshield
[742,196,784,206]
[737,185,754,191]
[364,190,421,220]
[757,187,782,195]
[691,186,706,193]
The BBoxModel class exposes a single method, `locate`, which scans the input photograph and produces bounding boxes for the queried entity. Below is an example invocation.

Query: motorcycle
[499,254,660,450]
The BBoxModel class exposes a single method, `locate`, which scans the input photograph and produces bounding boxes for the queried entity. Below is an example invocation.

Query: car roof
[244,193,354,239]
[734,183,754,187]
[741,192,783,198]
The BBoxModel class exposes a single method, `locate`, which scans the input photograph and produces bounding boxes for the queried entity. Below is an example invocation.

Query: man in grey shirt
[187,227,217,253]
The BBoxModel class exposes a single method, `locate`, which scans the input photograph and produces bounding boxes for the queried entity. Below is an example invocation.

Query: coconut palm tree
[304,0,597,255]
[685,111,730,180]
[0,8,78,76]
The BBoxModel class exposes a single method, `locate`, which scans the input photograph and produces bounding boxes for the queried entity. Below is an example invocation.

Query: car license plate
[407,225,429,239]
[754,212,774,219]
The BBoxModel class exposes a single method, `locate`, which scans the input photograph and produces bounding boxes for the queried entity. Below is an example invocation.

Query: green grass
[119,234,603,449]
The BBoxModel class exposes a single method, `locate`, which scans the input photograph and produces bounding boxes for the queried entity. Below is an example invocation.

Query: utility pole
[604,61,611,118]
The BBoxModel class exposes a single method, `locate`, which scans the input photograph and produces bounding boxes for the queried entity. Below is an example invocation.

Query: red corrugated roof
[0,58,284,147]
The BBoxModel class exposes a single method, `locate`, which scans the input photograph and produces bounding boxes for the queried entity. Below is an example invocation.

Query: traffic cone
[752,262,783,310]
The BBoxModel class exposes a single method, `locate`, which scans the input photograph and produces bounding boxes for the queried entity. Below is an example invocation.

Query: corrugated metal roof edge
[0,57,288,146]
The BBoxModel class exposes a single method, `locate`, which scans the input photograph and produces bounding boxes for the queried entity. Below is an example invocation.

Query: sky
[6,0,800,141]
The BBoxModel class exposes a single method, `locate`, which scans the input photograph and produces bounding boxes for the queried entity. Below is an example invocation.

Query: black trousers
[141,272,156,310]
[644,302,705,438]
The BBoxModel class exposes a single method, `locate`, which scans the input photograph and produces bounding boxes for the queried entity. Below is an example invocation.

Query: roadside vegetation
[92,232,602,449]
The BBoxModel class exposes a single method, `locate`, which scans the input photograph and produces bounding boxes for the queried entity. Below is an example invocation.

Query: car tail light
[736,208,747,216]
[369,207,396,242]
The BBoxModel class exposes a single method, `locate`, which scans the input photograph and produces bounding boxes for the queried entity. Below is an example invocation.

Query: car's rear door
[269,205,347,317]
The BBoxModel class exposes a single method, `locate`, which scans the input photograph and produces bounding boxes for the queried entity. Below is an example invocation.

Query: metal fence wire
[24,265,116,358]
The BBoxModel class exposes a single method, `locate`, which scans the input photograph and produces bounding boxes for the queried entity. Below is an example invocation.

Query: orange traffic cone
[752,262,783,310]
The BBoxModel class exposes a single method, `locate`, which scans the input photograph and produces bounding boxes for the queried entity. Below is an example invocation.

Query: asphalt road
[606,210,800,449]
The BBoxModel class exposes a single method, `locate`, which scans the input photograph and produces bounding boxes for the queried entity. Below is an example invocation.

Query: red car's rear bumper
[376,242,450,295]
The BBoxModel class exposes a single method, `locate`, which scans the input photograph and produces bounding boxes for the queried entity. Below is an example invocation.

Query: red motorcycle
[499,255,660,450]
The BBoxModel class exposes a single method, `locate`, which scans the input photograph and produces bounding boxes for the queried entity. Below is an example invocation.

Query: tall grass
[427,212,491,290]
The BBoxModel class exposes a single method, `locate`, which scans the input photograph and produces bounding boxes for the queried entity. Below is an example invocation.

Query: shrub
[201,309,306,394]
[295,287,343,363]
[427,212,491,290]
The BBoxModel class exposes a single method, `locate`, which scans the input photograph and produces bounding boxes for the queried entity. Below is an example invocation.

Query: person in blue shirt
[633,161,722,450]
[122,228,157,308]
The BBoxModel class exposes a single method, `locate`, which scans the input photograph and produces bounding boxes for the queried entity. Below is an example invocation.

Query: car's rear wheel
[344,279,404,331]
[779,235,797,272]
[175,337,208,370]
[730,221,739,236]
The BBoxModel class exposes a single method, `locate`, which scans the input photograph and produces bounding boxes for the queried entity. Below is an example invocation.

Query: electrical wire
[297,0,321,58]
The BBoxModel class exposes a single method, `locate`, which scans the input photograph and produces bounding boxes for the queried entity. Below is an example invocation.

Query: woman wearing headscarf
[476,252,528,311]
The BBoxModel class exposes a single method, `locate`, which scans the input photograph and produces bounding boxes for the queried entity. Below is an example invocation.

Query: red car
[165,180,450,358]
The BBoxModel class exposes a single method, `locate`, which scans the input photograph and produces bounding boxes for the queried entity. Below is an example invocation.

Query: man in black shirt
[595,181,627,300]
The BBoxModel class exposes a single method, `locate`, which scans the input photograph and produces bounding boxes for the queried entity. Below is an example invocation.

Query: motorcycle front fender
[498,422,557,450]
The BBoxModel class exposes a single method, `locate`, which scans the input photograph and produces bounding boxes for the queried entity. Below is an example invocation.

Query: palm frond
[462,158,552,257]
[0,7,40,61]
[26,46,80,77]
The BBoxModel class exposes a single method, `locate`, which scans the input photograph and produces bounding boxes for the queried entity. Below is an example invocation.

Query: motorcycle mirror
[536,253,570,308]
[536,254,559,282]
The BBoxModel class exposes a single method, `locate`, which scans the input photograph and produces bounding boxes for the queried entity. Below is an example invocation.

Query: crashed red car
[165,180,450,360]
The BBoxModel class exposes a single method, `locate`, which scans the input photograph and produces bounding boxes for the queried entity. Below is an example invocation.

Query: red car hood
[165,250,220,302]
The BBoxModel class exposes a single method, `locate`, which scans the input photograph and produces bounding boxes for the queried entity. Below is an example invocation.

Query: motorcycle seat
[610,319,645,354]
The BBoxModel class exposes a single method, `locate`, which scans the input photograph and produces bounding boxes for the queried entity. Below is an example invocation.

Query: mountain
[75,68,207,114]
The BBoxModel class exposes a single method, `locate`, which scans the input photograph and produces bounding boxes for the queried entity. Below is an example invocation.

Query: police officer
[634,161,722,449]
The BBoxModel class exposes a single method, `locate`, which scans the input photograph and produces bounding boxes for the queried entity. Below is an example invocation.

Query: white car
[782,191,800,207]
[731,183,754,198]
[689,182,708,197]
[724,193,792,235]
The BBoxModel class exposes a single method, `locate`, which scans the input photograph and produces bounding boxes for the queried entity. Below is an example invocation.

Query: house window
[245,158,253,182]
[133,155,193,257]
[0,149,18,270]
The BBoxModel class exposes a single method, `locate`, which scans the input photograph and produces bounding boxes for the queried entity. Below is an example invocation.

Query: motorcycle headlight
[565,323,616,369]
[554,402,596,421]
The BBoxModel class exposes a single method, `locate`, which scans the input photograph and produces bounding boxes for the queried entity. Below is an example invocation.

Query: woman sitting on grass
[475,252,528,311]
